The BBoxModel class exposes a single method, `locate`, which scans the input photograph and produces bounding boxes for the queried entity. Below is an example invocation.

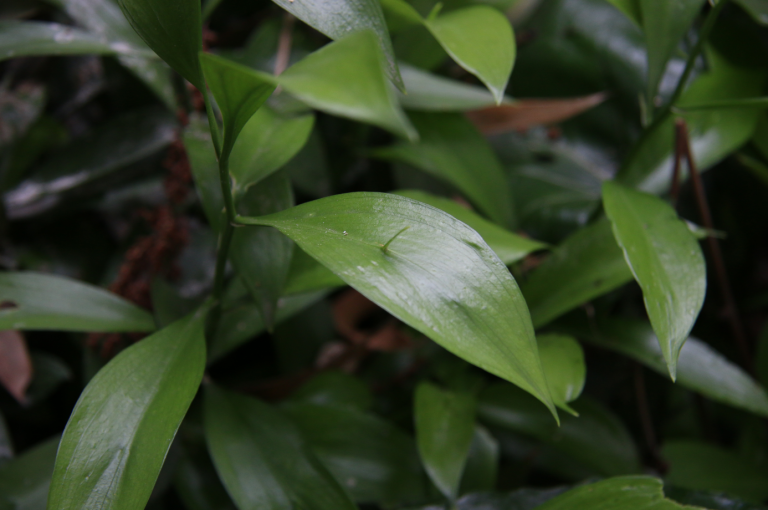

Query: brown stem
[676,119,753,372]
[634,363,668,474]
[274,14,295,76]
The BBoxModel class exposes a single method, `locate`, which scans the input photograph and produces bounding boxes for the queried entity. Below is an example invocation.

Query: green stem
[204,95,222,158]
[205,220,235,340]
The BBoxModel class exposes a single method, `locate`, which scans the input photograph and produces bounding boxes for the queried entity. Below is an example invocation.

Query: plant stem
[206,221,235,340]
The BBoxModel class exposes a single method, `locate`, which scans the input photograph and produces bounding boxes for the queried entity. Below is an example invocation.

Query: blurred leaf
[0,413,11,462]
[229,106,314,198]
[521,219,633,328]
[242,192,557,417]
[283,401,427,504]
[0,272,155,332]
[397,64,498,111]
[414,382,476,500]
[374,113,515,227]
[736,0,768,25]
[290,372,374,411]
[535,476,693,510]
[466,93,606,135]
[758,325,768,387]
[204,386,357,510]
[663,441,768,503]
[537,334,585,416]
[0,21,121,61]
[605,0,641,25]
[478,382,641,476]
[602,181,705,379]
[117,0,205,89]
[0,436,59,510]
[283,129,331,198]
[0,331,31,404]
[665,486,768,509]
[25,352,72,406]
[283,247,346,295]
[458,425,499,495]
[174,442,237,510]
[184,113,224,231]
[47,310,207,510]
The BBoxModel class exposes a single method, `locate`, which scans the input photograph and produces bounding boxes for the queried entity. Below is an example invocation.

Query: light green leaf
[204,386,358,510]
[0,272,155,332]
[374,113,515,227]
[538,334,586,416]
[0,21,117,61]
[229,106,314,197]
[395,190,546,265]
[640,0,706,102]
[459,426,499,495]
[397,64,499,111]
[0,436,59,510]
[521,219,634,329]
[240,192,557,417]
[117,0,205,90]
[270,0,403,91]
[414,382,476,500]
[663,441,768,503]
[602,181,706,379]
[47,310,207,510]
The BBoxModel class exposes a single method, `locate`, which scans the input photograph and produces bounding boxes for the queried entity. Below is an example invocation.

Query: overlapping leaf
[537,334,585,416]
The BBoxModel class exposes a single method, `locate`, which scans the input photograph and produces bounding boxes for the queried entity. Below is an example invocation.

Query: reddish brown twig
[274,14,295,77]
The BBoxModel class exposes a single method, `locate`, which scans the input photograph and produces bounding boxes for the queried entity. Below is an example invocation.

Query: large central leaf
[240,192,556,417]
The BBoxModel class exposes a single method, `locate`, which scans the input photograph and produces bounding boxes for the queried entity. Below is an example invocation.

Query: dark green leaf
[605,0,641,25]
[174,442,237,510]
[290,372,374,411]
[397,64,498,111]
[736,0,768,25]
[47,309,207,510]
[458,425,499,495]
[521,219,633,329]
[0,21,116,61]
[0,272,155,332]
[537,334,585,416]
[184,113,224,231]
[665,486,768,510]
[204,386,357,510]
[0,436,59,510]
[602,181,706,379]
[414,382,476,499]
[241,192,557,417]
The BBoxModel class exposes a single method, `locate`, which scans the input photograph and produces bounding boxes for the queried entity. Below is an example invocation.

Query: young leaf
[117,0,205,89]
[414,382,476,500]
[374,113,515,227]
[538,334,586,416]
[0,272,155,332]
[0,21,117,61]
[239,192,557,418]
[204,386,358,510]
[521,219,634,328]
[602,181,706,379]
[47,309,207,510]
[0,436,59,510]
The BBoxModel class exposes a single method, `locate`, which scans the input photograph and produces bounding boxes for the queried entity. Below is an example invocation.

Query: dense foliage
[1,0,768,509]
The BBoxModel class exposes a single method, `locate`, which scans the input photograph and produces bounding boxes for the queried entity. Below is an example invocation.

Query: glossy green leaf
[283,401,427,504]
[291,372,374,411]
[535,476,694,510]
[521,219,634,329]
[538,334,585,416]
[117,0,205,89]
[0,436,58,510]
[395,190,546,265]
[478,383,641,476]
[229,106,314,197]
[229,172,294,327]
[47,309,207,510]
[270,0,403,91]
[0,272,155,332]
[0,21,116,61]
[396,64,499,111]
[204,386,357,510]
[240,192,557,417]
[374,113,515,227]
[663,441,768,503]
[603,181,706,379]
[640,0,706,102]
[414,382,476,500]
[458,426,499,495]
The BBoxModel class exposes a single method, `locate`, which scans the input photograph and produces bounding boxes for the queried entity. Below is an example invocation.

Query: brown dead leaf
[332,289,412,352]
[0,330,33,404]
[466,92,607,135]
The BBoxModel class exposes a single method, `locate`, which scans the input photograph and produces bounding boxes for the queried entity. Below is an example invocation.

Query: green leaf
[605,0,642,25]
[229,106,314,197]
[0,21,116,61]
[283,248,346,295]
[602,181,706,379]
[736,0,768,25]
[0,436,59,510]
[394,190,546,265]
[538,334,586,416]
[0,272,155,332]
[229,172,295,327]
[414,382,476,500]
[47,309,207,510]
[663,441,768,503]
[478,383,641,476]
[396,64,499,111]
[241,192,557,417]
[459,425,499,495]
[269,0,403,91]
[374,113,515,227]
[521,219,634,329]
[204,386,358,510]
[174,441,237,510]
[640,0,706,102]
[184,113,225,232]
[290,372,374,411]
[117,0,205,90]
[283,401,427,505]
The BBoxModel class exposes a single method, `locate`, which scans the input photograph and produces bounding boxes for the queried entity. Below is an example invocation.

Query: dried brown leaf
[0,330,33,404]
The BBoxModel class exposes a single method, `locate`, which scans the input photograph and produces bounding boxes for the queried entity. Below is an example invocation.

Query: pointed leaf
[414,382,476,500]
[396,64,498,111]
[0,272,155,332]
[374,112,515,227]
[204,386,358,510]
[0,21,117,61]
[538,334,585,416]
[602,181,706,379]
[240,192,557,417]
[0,436,59,510]
[459,425,499,494]
[117,0,205,89]
[47,310,207,510]
[536,476,695,510]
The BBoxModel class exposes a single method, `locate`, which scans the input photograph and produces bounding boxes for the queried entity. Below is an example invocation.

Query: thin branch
[274,14,295,77]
